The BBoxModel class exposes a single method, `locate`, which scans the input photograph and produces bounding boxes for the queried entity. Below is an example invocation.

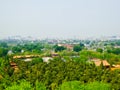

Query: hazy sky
[0,0,120,39]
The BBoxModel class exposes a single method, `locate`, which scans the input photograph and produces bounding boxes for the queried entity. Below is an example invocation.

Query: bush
[57,81,111,90]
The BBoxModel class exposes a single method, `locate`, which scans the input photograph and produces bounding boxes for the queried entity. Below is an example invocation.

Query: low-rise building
[90,58,110,68]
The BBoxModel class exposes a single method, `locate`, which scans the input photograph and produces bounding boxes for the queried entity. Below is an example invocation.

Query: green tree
[84,81,111,90]
[12,46,21,53]
[31,58,43,65]
[54,45,66,52]
[35,80,46,90]
[0,48,8,57]
[73,43,84,52]
[73,45,82,52]
[5,80,32,90]
[57,81,111,90]
[0,42,8,48]
[96,48,103,53]
[57,81,83,90]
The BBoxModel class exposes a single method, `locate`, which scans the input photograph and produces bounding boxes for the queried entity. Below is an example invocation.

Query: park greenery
[0,39,120,90]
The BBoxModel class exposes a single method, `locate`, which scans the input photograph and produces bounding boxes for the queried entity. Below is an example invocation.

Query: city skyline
[0,0,120,39]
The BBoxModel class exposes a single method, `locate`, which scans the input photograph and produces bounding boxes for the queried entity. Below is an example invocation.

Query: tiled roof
[91,59,110,66]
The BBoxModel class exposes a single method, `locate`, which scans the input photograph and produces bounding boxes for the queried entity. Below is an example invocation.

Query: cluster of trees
[0,48,8,57]
[79,50,120,64]
[0,42,45,55]
[0,42,8,57]
[106,40,120,46]
[5,80,46,90]
[115,40,120,46]
[96,48,103,53]
[0,56,120,90]
[0,42,8,48]
[57,81,110,90]
[107,47,120,55]
[0,41,120,90]
[53,43,85,52]
[54,45,66,52]
[11,43,44,54]
[73,43,85,52]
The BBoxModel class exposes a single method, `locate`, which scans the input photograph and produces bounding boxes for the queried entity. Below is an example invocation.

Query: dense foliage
[73,43,85,52]
[0,41,120,90]
[0,57,120,90]
[54,45,66,52]
[57,81,111,90]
